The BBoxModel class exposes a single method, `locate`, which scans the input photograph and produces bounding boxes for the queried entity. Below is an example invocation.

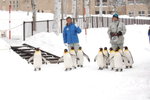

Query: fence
[23,16,150,40]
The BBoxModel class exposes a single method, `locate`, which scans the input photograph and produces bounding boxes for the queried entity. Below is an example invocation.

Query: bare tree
[31,0,36,31]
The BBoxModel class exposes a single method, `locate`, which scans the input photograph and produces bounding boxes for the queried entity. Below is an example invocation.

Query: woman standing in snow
[148,26,150,43]
[63,17,82,53]
[107,13,126,50]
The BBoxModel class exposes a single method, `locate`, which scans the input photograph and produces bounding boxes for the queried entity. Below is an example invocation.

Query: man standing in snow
[63,17,82,52]
[148,26,150,43]
[107,13,126,50]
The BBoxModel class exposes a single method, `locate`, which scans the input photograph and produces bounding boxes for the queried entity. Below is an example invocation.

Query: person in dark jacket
[148,26,150,43]
[63,17,82,52]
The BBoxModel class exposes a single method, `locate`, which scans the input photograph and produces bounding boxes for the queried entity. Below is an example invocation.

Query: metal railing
[23,16,150,40]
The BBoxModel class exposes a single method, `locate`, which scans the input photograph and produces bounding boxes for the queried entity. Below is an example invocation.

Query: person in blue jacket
[63,17,82,52]
[148,26,150,43]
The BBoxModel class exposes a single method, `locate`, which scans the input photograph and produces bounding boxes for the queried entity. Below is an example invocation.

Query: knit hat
[113,13,119,19]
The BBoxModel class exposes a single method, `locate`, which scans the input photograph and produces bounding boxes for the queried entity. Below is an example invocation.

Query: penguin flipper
[129,51,134,64]
[28,56,34,64]
[42,57,48,64]
[57,56,64,64]
[83,52,90,62]
[94,55,97,62]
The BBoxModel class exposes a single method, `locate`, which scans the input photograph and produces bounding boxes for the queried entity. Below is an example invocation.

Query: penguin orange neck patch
[35,51,41,53]
[64,52,68,54]
[110,51,114,53]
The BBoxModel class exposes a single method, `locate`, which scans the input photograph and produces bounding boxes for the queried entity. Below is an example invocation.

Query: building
[0,0,150,17]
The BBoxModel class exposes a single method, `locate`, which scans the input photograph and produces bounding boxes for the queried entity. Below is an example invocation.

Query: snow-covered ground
[0,25,150,100]
[0,11,150,100]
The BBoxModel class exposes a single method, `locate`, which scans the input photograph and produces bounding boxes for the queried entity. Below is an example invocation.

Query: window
[148,11,150,17]
[129,11,134,17]
[107,11,112,14]
[138,11,145,16]
[95,0,100,6]
[128,0,134,4]
[9,1,12,4]
[103,0,107,2]
[103,11,106,14]
[95,11,99,14]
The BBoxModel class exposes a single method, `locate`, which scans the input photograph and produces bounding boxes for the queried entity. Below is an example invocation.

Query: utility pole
[99,0,103,16]
[53,0,61,35]
[133,0,136,18]
[31,0,36,31]
[61,0,64,19]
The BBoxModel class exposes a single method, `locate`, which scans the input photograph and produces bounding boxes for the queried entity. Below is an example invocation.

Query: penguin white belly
[124,51,133,66]
[77,51,84,65]
[70,51,77,67]
[63,54,73,68]
[96,54,104,68]
[33,53,42,68]
[114,53,123,69]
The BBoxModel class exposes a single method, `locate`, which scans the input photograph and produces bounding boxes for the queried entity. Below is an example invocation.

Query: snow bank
[25,32,65,56]
[0,38,10,50]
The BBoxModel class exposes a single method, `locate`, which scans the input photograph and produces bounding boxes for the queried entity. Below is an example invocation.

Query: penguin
[117,47,124,55]
[123,46,134,69]
[103,47,110,69]
[69,47,78,69]
[94,48,105,70]
[28,48,48,71]
[108,47,115,70]
[113,48,124,72]
[57,49,73,71]
[77,47,90,67]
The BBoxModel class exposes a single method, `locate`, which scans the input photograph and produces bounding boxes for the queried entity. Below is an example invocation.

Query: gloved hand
[110,32,116,37]
[64,43,68,47]
[75,24,79,28]
[117,31,122,36]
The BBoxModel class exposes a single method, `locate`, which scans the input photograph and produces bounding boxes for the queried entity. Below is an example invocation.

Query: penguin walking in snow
[94,48,106,70]
[108,47,115,70]
[77,47,90,67]
[117,46,130,69]
[112,48,124,72]
[103,47,110,69]
[28,48,48,71]
[69,47,78,69]
[123,46,134,69]
[57,49,74,71]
